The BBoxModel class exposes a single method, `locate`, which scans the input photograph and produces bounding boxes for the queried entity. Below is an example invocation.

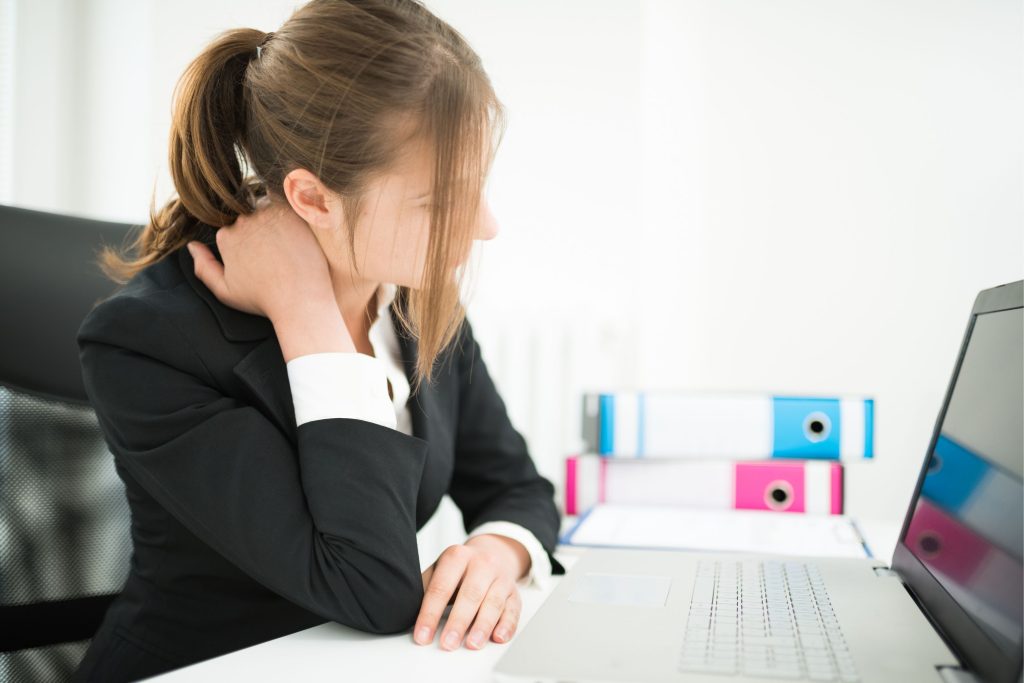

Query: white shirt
[284,282,553,591]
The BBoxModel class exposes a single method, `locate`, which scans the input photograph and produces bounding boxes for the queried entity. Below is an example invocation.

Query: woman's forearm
[271,299,357,362]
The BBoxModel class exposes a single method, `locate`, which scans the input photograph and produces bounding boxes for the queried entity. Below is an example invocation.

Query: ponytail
[99,28,267,284]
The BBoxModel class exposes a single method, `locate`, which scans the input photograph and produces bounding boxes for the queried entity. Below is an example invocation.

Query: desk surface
[151,517,903,682]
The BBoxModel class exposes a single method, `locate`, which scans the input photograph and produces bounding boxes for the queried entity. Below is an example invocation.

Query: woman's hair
[99,0,506,394]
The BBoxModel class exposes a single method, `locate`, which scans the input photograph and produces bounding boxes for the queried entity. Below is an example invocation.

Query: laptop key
[679,559,860,682]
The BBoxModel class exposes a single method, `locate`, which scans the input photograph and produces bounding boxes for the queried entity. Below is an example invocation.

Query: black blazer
[72,224,565,682]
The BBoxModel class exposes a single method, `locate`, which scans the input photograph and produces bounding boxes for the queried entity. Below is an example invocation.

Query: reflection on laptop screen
[901,307,1023,661]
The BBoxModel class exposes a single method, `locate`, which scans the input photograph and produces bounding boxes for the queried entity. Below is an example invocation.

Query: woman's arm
[412,317,564,650]
[447,318,565,576]
[78,293,428,634]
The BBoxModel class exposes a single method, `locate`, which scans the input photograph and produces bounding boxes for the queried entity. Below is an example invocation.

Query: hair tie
[256,31,274,59]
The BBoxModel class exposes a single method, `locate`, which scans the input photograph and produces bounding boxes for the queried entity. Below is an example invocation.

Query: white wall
[6,0,1022,564]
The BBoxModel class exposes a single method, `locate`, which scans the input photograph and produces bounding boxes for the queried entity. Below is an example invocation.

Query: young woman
[72,1,564,680]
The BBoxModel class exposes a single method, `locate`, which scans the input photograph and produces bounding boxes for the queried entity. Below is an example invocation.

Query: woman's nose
[475,199,499,241]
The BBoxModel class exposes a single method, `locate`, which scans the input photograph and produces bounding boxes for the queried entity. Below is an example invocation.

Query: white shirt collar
[374,282,399,321]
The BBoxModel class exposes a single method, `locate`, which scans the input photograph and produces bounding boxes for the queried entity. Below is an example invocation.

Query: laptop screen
[900,305,1023,671]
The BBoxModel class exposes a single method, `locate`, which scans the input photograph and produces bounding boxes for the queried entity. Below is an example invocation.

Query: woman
[72,1,564,680]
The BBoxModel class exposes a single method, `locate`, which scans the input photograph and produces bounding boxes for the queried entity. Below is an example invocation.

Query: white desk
[151,517,902,682]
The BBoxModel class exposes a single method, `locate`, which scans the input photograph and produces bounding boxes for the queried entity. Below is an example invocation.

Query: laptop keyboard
[678,560,861,681]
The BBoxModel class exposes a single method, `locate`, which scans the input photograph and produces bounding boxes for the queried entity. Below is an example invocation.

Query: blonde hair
[99,0,506,394]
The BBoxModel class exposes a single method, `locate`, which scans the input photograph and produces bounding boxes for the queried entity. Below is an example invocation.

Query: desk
[151,517,902,682]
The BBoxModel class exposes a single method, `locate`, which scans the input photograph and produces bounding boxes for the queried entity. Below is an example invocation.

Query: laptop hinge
[936,665,983,683]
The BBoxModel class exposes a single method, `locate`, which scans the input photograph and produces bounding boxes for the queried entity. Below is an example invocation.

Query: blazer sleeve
[77,293,428,634]
[447,318,567,576]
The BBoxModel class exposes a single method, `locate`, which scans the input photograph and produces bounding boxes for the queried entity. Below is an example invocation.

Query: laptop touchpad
[568,572,673,607]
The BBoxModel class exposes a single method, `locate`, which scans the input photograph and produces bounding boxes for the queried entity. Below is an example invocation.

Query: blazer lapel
[391,307,436,443]
[393,311,458,529]
[177,226,294,440]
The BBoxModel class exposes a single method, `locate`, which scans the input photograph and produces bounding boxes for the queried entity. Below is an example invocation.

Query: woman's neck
[330,273,379,355]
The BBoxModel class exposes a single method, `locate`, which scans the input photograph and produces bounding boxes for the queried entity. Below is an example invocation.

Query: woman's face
[287,134,499,290]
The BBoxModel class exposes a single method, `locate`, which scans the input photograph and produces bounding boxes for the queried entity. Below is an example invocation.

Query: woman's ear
[282,168,337,231]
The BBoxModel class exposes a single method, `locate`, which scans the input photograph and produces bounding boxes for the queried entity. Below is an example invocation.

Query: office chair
[0,204,138,682]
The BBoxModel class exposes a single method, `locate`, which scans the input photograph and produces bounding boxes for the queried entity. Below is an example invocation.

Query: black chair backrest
[0,204,138,682]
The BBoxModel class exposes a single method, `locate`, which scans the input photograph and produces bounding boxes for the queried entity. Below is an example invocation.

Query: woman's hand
[186,196,335,321]
[414,537,527,651]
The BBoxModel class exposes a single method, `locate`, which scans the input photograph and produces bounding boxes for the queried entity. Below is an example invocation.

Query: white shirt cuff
[467,521,553,592]
[285,352,397,430]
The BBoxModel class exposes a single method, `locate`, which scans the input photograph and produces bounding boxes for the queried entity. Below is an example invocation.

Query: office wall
[6,0,1021,567]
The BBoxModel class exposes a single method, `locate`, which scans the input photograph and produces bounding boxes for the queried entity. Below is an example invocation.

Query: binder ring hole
[764,480,794,511]
[917,531,942,558]
[803,412,831,443]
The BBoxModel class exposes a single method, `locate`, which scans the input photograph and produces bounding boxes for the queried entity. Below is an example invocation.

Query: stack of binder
[565,391,875,517]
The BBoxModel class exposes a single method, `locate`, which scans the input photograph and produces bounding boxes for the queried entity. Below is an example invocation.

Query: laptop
[494,280,1022,683]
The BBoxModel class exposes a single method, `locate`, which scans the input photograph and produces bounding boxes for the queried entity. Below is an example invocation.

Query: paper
[561,503,870,559]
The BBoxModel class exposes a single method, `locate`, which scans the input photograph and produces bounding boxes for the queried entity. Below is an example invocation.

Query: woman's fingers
[438,554,504,651]
[463,576,515,650]
[414,544,520,650]
[181,201,333,322]
[187,241,227,300]
[490,588,521,644]
[420,562,434,594]
[413,545,469,646]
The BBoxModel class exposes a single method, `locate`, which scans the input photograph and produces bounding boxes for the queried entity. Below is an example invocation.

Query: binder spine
[564,454,604,515]
[831,464,844,515]
[599,456,608,505]
[864,399,875,458]
[582,391,875,460]
[598,394,615,455]
[581,394,600,454]
[637,393,646,457]
[565,454,844,515]
[565,455,578,515]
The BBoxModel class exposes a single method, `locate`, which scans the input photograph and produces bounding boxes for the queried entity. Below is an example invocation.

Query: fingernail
[186,241,196,255]
[467,630,483,648]
[443,631,459,650]
[495,629,508,642]
[415,627,430,644]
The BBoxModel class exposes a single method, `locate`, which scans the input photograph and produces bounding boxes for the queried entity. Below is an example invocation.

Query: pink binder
[564,454,843,516]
